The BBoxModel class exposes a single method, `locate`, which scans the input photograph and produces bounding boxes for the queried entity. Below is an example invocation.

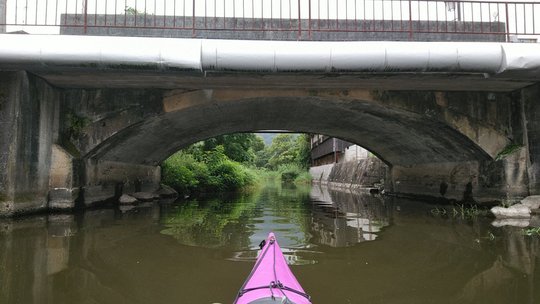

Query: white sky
[4,0,540,39]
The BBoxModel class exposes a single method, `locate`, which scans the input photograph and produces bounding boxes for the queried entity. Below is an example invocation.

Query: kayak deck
[234,233,311,304]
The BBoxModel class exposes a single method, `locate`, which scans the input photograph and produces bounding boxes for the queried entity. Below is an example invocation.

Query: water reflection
[0,184,539,303]
[309,186,390,247]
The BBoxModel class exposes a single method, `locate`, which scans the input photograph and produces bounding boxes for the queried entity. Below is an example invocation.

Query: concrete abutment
[523,84,540,195]
[0,71,163,216]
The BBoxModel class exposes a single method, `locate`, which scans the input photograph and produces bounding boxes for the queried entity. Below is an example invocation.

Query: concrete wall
[0,72,163,216]
[523,84,540,195]
[0,0,6,33]
[310,156,387,192]
[342,145,369,162]
[0,72,60,215]
[83,159,161,207]
[60,15,506,42]
[61,88,164,156]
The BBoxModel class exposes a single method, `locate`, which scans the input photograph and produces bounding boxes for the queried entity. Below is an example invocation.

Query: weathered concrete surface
[0,71,163,215]
[48,144,78,209]
[523,84,540,195]
[61,88,164,156]
[0,72,60,215]
[310,157,387,192]
[61,15,506,42]
[83,160,161,206]
[91,89,498,166]
[0,0,5,33]
[35,71,534,92]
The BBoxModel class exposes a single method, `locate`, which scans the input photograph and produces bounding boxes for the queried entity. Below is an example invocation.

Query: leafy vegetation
[495,143,522,161]
[431,204,484,219]
[64,111,90,140]
[264,134,311,170]
[522,227,540,236]
[161,133,312,196]
[124,6,141,15]
[162,146,256,196]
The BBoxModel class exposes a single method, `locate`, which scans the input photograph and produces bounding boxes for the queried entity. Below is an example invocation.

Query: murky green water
[1,182,539,304]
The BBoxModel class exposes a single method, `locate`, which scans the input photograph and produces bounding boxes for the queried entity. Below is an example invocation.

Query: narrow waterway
[1,182,539,304]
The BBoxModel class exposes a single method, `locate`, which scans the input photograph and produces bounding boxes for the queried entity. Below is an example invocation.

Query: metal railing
[1,0,539,40]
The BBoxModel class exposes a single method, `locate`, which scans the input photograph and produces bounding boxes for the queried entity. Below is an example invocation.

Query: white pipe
[0,34,539,76]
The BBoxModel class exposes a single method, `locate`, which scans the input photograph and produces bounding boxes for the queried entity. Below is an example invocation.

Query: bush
[294,171,313,184]
[162,152,207,195]
[162,146,257,195]
[277,163,310,184]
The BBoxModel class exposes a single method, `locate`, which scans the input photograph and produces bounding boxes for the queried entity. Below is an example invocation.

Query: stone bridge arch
[78,88,518,206]
[89,89,496,165]
[2,71,534,216]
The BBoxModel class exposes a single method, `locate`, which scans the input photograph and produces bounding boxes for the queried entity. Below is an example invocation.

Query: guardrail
[1,0,539,40]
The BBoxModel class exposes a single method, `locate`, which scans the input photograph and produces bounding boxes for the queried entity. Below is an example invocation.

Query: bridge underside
[93,90,491,166]
[1,70,540,216]
[33,70,534,92]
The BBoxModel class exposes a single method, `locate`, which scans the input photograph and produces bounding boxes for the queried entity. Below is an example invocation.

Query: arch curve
[86,90,491,167]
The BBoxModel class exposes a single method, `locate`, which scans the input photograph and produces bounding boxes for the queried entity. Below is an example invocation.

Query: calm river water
[1,182,539,304]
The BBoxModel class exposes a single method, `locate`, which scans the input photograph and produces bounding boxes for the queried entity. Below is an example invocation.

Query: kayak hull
[234,233,311,304]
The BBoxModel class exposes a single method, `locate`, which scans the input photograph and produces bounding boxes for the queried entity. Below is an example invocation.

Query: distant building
[310,135,369,166]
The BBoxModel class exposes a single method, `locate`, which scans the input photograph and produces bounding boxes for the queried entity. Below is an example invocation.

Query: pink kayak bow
[233,232,311,304]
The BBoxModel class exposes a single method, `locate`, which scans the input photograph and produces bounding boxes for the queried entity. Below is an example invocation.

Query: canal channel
[1,181,539,303]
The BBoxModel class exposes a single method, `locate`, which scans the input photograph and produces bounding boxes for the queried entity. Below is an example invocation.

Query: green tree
[202,133,264,164]
[294,134,311,169]
[267,134,298,170]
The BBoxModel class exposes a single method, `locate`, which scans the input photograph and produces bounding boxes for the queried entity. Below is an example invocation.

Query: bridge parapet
[60,14,505,42]
[1,0,539,41]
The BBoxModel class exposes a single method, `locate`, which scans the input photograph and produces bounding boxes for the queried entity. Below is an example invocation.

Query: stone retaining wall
[310,157,387,191]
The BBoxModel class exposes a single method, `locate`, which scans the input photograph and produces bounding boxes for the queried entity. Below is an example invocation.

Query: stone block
[521,195,540,210]
[491,204,531,219]
[48,188,79,210]
[119,194,138,205]
[156,184,178,198]
[130,192,158,202]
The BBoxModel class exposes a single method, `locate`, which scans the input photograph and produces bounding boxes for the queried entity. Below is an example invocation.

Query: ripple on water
[228,247,323,266]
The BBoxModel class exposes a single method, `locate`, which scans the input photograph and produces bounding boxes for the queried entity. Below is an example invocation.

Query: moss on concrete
[495,143,522,161]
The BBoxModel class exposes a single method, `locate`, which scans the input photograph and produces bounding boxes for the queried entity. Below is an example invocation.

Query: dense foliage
[258,134,311,170]
[200,133,265,164]
[162,133,312,196]
[162,146,256,195]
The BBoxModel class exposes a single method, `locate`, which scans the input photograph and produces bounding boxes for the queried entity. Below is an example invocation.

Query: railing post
[408,0,413,40]
[192,0,196,37]
[298,0,302,40]
[83,0,88,34]
[308,0,311,40]
[505,3,510,42]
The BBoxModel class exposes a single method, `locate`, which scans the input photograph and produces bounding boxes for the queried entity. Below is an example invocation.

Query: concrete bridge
[1,34,540,216]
